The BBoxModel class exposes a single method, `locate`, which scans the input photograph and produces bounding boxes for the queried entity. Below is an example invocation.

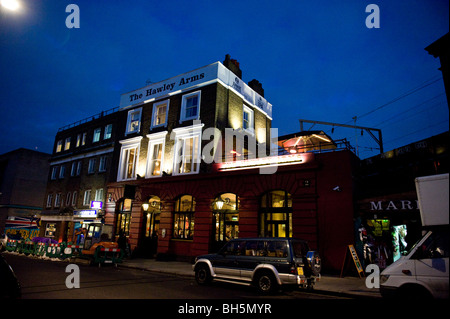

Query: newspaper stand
[93,246,124,267]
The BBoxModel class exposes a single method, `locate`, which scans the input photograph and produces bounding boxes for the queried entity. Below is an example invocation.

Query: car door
[414,230,449,298]
[212,240,243,280]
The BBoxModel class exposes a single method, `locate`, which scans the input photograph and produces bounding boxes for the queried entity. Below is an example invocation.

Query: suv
[193,238,321,293]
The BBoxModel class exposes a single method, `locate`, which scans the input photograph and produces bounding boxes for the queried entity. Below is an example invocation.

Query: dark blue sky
[1,0,448,159]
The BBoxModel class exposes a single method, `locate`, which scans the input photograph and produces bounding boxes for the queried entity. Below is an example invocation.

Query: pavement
[119,258,382,299]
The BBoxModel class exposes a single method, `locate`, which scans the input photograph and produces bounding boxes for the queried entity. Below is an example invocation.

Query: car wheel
[195,264,212,285]
[255,271,277,294]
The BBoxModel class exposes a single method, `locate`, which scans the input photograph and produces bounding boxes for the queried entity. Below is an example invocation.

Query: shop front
[355,192,422,270]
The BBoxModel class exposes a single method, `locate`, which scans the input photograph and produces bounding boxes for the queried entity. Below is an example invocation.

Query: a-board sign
[340,244,364,278]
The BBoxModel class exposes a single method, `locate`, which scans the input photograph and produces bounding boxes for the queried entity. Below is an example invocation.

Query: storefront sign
[218,153,310,171]
[369,200,419,211]
[73,210,98,218]
[90,201,103,209]
[120,62,273,118]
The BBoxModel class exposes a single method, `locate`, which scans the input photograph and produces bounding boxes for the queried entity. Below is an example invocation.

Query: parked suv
[193,238,321,293]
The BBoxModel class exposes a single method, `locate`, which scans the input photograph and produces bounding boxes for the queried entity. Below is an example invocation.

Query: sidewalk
[119,258,382,299]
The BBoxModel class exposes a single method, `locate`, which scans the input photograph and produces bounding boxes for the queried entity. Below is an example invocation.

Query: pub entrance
[140,196,161,258]
[211,193,239,252]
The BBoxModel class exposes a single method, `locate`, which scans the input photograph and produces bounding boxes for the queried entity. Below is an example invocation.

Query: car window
[292,240,309,258]
[244,240,265,256]
[414,231,449,259]
[267,241,288,258]
[221,240,245,256]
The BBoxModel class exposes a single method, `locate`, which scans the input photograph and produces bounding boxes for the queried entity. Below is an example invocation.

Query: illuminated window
[172,124,203,175]
[56,140,63,153]
[173,195,195,240]
[260,190,293,238]
[76,134,81,147]
[104,124,112,139]
[46,194,53,208]
[146,131,167,178]
[93,128,101,142]
[180,91,201,123]
[151,100,169,129]
[64,137,71,150]
[126,108,142,135]
[83,190,91,206]
[117,137,142,181]
[116,198,132,236]
[243,105,254,133]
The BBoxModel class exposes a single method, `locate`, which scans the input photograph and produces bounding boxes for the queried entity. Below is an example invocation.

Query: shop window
[126,107,142,135]
[173,195,195,240]
[45,223,56,237]
[116,198,132,236]
[180,91,201,123]
[260,190,293,238]
[151,100,169,129]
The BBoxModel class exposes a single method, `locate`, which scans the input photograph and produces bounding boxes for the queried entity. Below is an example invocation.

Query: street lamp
[1,0,20,11]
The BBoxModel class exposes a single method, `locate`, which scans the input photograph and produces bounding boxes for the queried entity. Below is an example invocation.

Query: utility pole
[299,118,383,155]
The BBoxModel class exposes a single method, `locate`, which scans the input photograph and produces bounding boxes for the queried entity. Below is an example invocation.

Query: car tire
[195,264,212,285]
[254,270,277,294]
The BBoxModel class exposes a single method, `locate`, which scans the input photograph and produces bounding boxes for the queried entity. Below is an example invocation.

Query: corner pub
[102,56,358,272]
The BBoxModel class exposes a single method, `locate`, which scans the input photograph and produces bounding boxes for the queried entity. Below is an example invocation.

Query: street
[3,253,349,300]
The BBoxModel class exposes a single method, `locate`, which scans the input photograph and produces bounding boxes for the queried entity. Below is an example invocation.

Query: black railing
[58,106,119,132]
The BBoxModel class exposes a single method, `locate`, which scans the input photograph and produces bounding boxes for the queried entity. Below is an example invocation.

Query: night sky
[0,0,448,159]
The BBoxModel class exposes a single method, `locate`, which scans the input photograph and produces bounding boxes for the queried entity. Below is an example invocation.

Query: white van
[380,174,449,299]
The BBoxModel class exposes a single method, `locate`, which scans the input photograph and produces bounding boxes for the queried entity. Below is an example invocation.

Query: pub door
[141,211,160,258]
[211,212,239,252]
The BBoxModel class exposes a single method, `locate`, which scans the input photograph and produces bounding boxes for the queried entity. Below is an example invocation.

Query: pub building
[104,56,360,272]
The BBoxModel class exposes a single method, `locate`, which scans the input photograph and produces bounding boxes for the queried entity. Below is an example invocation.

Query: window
[116,199,132,236]
[151,100,169,129]
[95,188,104,202]
[59,165,65,179]
[180,91,201,123]
[126,107,142,135]
[83,190,91,206]
[82,133,87,146]
[51,166,58,180]
[88,158,96,174]
[173,195,195,240]
[117,137,142,181]
[99,156,107,172]
[55,193,62,207]
[72,191,77,207]
[76,161,82,176]
[46,194,53,208]
[76,134,81,147]
[146,132,167,178]
[66,192,71,206]
[260,190,293,238]
[93,128,101,143]
[71,162,77,176]
[172,124,203,175]
[243,105,254,133]
[64,137,71,150]
[45,223,56,237]
[56,140,63,153]
[104,124,112,139]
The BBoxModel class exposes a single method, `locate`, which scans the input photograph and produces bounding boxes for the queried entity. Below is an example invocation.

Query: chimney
[223,54,242,79]
[248,79,264,97]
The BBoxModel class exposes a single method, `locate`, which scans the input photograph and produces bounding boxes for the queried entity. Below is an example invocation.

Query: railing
[58,106,119,132]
